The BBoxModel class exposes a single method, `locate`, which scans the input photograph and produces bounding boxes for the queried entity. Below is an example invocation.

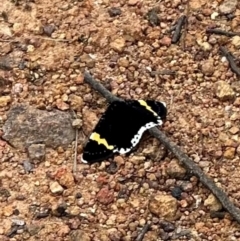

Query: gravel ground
[1,0,240,240]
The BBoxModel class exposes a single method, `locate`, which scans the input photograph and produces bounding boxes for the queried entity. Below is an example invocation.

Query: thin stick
[71,110,80,174]
[0,36,70,43]
[38,36,70,42]
[73,129,78,174]
[84,72,122,102]
[136,223,151,241]
[206,28,240,37]
[220,46,240,77]
[150,70,176,77]
[181,0,190,50]
[172,15,187,44]
[172,229,191,239]
[0,39,20,43]
[84,71,240,224]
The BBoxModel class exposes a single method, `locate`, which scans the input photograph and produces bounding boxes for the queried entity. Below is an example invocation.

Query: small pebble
[171,186,182,200]
[108,7,122,17]
[106,161,118,174]
[49,181,64,194]
[23,160,34,173]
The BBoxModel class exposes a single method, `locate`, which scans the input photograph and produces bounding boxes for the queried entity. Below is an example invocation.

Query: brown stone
[110,37,126,53]
[229,126,239,135]
[128,0,139,6]
[68,94,83,110]
[149,194,178,221]
[67,206,81,216]
[50,181,64,194]
[58,170,75,188]
[118,57,129,67]
[96,187,114,205]
[70,230,91,241]
[82,109,99,135]
[74,74,84,84]
[204,194,222,211]
[114,156,125,166]
[223,147,235,159]
[166,159,186,178]
[80,53,96,68]
[3,205,13,217]
[232,36,240,48]
[160,36,172,47]
[201,60,214,76]
[190,0,208,9]
[0,96,11,107]
[56,99,70,110]
[236,145,240,155]
[216,81,235,101]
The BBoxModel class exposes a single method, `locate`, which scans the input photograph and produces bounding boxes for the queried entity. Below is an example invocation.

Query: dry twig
[73,129,78,174]
[206,28,240,37]
[171,15,187,44]
[136,223,151,241]
[150,69,176,77]
[0,39,20,43]
[71,111,80,174]
[181,0,190,50]
[0,36,70,43]
[220,46,240,77]
[84,71,240,224]
[38,36,70,42]
[172,229,191,240]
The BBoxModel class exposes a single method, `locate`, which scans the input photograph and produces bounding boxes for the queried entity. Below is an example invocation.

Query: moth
[81,99,167,164]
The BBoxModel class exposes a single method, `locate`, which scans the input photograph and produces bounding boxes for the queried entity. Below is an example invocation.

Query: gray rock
[23,160,34,173]
[146,8,160,26]
[70,230,91,241]
[0,56,13,70]
[108,7,122,17]
[219,0,237,14]
[28,144,46,162]
[12,218,25,226]
[72,118,82,129]
[27,224,42,236]
[2,104,75,150]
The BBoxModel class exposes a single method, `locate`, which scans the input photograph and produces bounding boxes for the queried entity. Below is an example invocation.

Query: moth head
[146,100,167,120]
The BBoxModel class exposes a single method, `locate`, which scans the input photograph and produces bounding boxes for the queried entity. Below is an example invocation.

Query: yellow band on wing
[138,100,157,116]
[90,132,114,150]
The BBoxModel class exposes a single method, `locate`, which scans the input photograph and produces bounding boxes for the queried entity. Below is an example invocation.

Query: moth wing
[110,100,162,154]
[81,140,115,164]
[82,101,126,164]
[82,99,166,164]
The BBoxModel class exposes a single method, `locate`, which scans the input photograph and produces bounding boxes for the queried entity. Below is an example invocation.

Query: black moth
[81,99,167,164]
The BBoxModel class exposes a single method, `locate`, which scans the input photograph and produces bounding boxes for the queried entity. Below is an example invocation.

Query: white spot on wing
[161,102,167,108]
[114,119,163,155]
[157,119,163,125]
[81,155,88,163]
[117,147,131,154]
